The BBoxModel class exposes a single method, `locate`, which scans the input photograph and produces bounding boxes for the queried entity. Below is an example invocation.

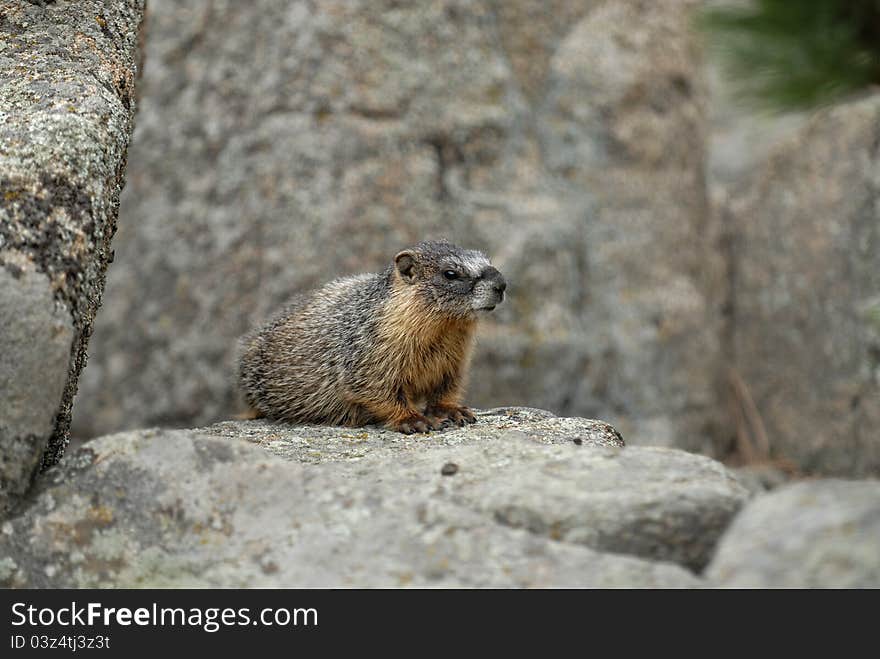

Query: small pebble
[440,462,458,476]
[572,437,583,445]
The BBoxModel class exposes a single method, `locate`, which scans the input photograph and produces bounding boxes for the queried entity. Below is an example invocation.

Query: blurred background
[71,0,879,478]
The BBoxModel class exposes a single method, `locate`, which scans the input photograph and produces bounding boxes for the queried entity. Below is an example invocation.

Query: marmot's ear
[394,250,418,283]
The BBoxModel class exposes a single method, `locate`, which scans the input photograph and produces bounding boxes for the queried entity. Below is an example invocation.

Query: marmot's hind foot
[391,411,443,434]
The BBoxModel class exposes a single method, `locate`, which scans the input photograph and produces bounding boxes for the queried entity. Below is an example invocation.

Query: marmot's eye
[443,270,459,280]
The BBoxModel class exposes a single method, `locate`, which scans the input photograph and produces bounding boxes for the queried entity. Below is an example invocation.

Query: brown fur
[357,283,476,430]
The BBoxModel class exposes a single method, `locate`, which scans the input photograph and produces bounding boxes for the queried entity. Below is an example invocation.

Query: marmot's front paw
[426,404,477,427]
[392,412,442,434]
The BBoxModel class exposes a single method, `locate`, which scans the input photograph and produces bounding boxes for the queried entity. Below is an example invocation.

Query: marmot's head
[393,240,507,318]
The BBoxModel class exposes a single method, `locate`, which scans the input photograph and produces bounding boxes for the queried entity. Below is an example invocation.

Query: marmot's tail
[233,406,265,420]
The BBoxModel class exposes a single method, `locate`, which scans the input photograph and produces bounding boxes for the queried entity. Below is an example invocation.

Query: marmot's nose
[482,266,507,298]
[493,280,507,303]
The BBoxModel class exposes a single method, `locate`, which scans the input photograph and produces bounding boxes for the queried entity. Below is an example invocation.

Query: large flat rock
[210,408,745,571]
[1,409,748,587]
[202,407,625,462]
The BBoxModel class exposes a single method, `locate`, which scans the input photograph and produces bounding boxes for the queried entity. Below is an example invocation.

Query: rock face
[73,0,723,458]
[0,0,146,511]
[537,0,722,452]
[725,96,880,476]
[706,480,880,588]
[0,408,750,587]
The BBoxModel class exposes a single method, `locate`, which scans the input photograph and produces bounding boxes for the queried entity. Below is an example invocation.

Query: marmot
[237,240,507,434]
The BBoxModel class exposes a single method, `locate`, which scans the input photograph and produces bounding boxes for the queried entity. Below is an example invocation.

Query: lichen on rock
[0,0,146,512]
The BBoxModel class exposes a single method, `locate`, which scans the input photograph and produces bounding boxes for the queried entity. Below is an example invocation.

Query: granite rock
[725,96,880,476]
[0,409,738,587]
[706,480,880,587]
[0,0,146,511]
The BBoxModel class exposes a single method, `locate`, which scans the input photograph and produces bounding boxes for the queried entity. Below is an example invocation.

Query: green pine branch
[698,0,880,112]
